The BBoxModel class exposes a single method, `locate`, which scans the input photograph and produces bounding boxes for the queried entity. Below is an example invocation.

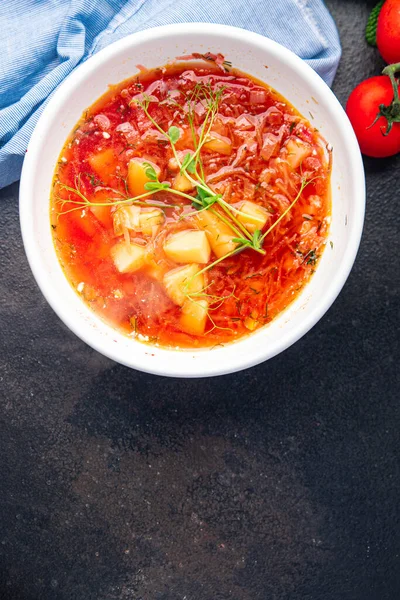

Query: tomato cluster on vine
[346,0,400,158]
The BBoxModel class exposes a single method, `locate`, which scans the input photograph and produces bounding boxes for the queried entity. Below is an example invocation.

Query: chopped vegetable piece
[203,132,232,155]
[88,189,114,228]
[250,90,267,104]
[113,206,140,235]
[285,138,312,169]
[69,209,98,238]
[127,158,160,197]
[88,149,117,183]
[163,230,211,264]
[244,314,258,331]
[163,264,204,306]
[113,206,164,236]
[180,298,209,335]
[111,242,148,273]
[144,259,167,282]
[138,208,165,235]
[172,172,194,192]
[260,132,281,160]
[195,210,238,258]
[89,204,112,228]
[237,201,269,233]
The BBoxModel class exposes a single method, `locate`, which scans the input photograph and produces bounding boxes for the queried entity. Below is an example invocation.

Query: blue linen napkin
[0,0,341,190]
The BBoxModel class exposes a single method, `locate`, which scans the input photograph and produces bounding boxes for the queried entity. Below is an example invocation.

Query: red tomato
[377,0,400,64]
[346,76,400,157]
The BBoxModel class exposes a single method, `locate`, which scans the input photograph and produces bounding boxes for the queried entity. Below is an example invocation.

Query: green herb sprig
[57,82,313,275]
[132,86,266,254]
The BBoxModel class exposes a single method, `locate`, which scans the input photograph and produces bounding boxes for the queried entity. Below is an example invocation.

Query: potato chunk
[285,138,312,170]
[88,189,113,229]
[203,132,232,156]
[180,299,209,335]
[88,149,117,183]
[113,206,140,235]
[237,201,269,233]
[113,206,164,237]
[127,158,160,197]
[244,314,259,331]
[163,230,211,264]
[172,172,194,192]
[195,211,238,258]
[163,264,204,306]
[144,259,167,282]
[89,204,112,228]
[138,208,165,236]
[111,242,147,273]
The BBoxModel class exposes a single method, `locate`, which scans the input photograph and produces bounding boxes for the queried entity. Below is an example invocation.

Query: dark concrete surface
[1,1,399,599]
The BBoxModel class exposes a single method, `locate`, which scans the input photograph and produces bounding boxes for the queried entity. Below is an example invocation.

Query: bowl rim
[19,23,365,378]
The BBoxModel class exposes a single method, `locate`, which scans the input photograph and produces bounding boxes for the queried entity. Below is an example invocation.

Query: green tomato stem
[382,62,400,104]
[374,62,400,135]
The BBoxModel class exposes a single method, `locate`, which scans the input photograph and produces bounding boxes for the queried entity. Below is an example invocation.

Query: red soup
[51,62,331,348]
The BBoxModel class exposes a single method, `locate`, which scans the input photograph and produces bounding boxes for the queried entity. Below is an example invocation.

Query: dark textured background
[1,1,399,599]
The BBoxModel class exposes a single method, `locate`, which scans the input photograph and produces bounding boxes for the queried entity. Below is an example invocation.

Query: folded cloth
[0,0,341,189]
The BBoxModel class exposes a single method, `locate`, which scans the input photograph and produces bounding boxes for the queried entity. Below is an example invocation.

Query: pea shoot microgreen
[142,162,158,181]
[55,175,176,217]
[168,126,180,144]
[181,152,196,174]
[232,229,263,252]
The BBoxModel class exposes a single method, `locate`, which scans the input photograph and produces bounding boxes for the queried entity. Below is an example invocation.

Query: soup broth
[51,60,331,348]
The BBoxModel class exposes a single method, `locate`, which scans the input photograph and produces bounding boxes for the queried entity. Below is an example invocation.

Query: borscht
[50,59,331,349]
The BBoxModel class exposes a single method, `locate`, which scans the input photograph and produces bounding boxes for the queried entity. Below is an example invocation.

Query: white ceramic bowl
[20,23,365,378]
